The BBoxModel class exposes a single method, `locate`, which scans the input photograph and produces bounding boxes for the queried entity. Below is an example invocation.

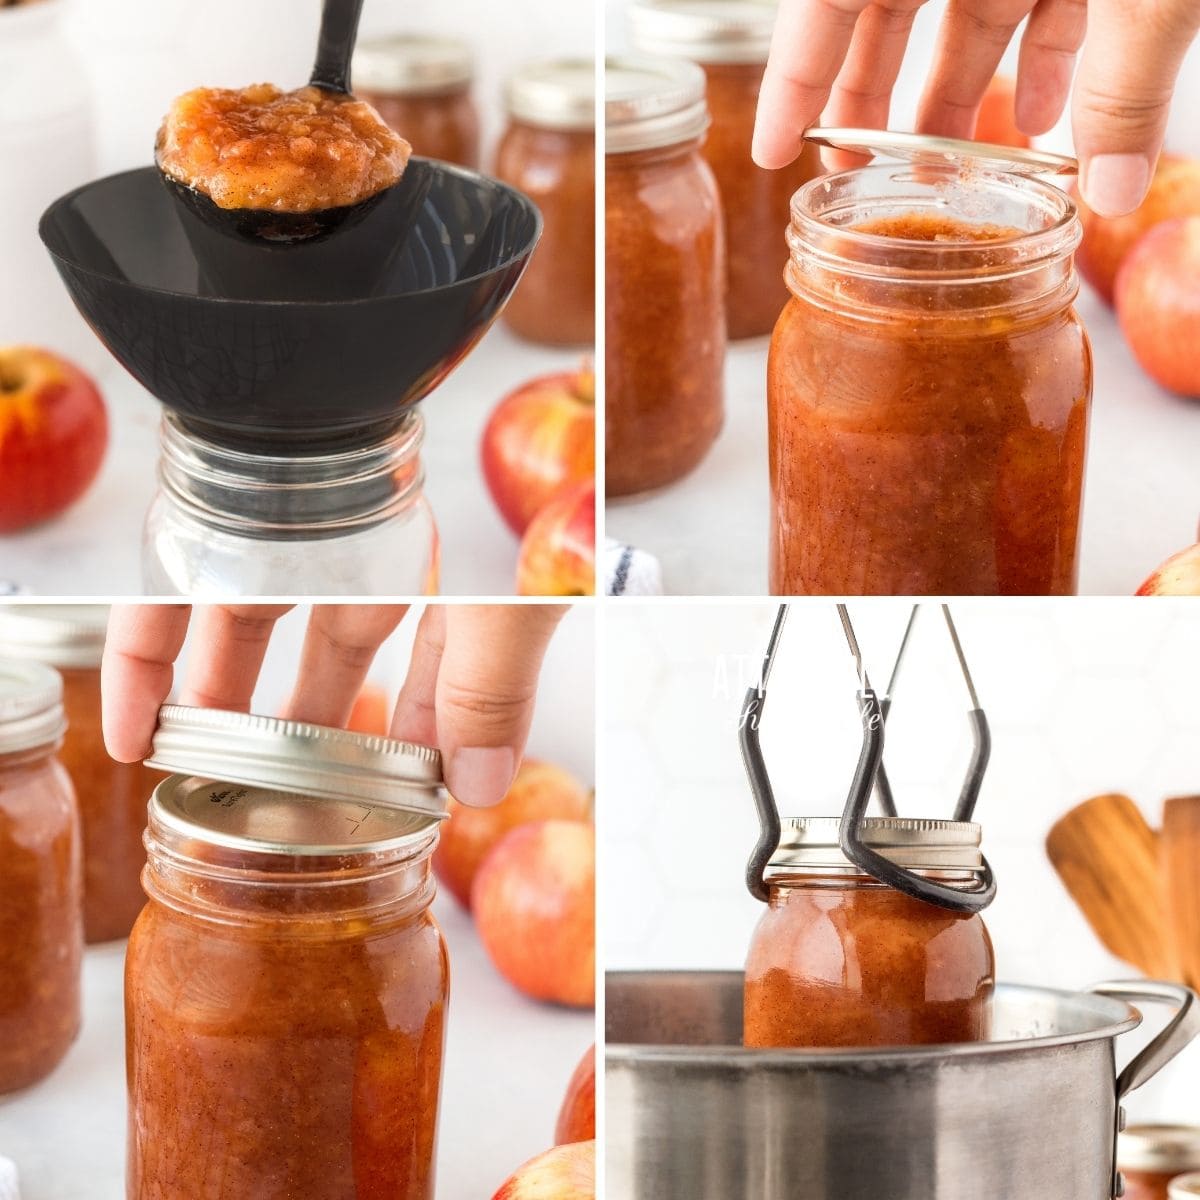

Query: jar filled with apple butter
[769,157,1092,596]
[1119,1126,1200,1200]
[354,34,480,169]
[0,658,81,1094]
[629,0,822,339]
[606,56,726,497]
[0,605,165,943]
[1171,1176,1200,1199]
[494,60,596,347]
[127,705,449,1199]
[744,818,995,1048]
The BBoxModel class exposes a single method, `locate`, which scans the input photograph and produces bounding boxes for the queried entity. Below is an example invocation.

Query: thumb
[436,605,568,807]
[1072,0,1200,217]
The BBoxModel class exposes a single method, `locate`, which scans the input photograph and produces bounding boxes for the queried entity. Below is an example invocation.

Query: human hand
[751,0,1200,217]
[101,603,568,807]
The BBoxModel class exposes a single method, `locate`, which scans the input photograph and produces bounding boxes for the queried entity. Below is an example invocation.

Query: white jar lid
[0,604,109,669]
[352,34,474,95]
[506,59,596,132]
[629,0,778,64]
[606,56,709,155]
[0,658,66,755]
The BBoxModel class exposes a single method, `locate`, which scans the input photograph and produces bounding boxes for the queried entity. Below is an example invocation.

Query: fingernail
[1083,153,1151,218]
[446,746,515,808]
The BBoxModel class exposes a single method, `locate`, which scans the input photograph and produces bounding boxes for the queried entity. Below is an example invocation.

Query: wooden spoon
[1046,793,1178,979]
[1162,796,1200,990]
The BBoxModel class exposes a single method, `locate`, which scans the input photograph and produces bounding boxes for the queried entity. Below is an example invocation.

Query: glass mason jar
[605,56,726,497]
[0,605,164,943]
[1120,1126,1200,1200]
[1171,1176,1200,1200]
[127,706,449,1199]
[353,34,481,169]
[0,658,82,1094]
[769,163,1092,596]
[629,0,822,340]
[494,60,596,347]
[143,413,439,596]
[744,818,995,1048]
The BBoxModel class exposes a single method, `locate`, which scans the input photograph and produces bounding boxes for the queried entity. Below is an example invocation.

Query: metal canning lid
[1120,1126,1200,1174]
[629,0,777,64]
[151,775,439,857]
[352,34,474,95]
[146,705,445,821]
[768,817,984,876]
[0,604,109,669]
[0,658,66,755]
[506,59,596,132]
[1171,1176,1200,1199]
[606,56,709,155]
[805,128,1078,177]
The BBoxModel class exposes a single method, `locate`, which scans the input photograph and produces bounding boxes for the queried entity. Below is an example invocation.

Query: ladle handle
[310,0,365,94]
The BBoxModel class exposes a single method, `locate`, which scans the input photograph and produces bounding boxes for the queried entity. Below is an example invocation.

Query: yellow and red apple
[973,76,1029,150]
[1137,543,1200,595]
[555,1044,596,1146]
[491,1140,595,1200]
[516,480,595,596]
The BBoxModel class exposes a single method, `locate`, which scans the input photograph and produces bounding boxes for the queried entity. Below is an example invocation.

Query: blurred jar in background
[1120,1126,1200,1200]
[354,34,481,169]
[495,60,596,347]
[629,0,823,340]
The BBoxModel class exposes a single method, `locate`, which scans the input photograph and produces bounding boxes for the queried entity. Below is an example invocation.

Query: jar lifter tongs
[740,604,996,914]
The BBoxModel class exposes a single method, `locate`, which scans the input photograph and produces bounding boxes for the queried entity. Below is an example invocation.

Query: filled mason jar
[353,34,480,169]
[606,56,726,497]
[0,658,82,1094]
[629,0,822,339]
[769,163,1092,596]
[1120,1126,1200,1200]
[1171,1176,1200,1200]
[143,413,439,596]
[744,818,995,1047]
[0,605,164,943]
[127,706,449,1200]
[494,60,596,347]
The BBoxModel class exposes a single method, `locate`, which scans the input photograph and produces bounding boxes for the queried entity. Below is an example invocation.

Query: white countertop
[0,324,586,599]
[0,892,594,1200]
[607,285,1200,597]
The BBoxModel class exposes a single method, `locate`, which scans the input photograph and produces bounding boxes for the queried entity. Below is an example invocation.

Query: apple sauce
[156,83,411,212]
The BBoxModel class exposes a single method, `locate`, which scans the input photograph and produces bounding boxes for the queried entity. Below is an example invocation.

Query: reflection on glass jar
[354,34,480,170]
[1120,1126,1200,1200]
[495,60,596,347]
[629,0,823,340]
[769,164,1092,596]
[143,413,439,596]
[0,658,81,1094]
[744,819,995,1048]
[605,57,725,497]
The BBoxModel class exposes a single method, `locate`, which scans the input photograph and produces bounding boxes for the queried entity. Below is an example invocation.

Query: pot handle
[1088,980,1200,1098]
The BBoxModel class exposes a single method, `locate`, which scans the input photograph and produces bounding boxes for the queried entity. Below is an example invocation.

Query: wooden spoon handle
[310,0,365,94]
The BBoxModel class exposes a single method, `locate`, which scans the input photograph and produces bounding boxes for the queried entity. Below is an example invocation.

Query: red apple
[0,346,107,533]
[973,76,1029,150]
[482,367,595,536]
[1115,217,1200,396]
[1075,155,1200,304]
[516,481,595,597]
[491,1140,595,1200]
[554,1044,596,1145]
[433,758,590,910]
[347,684,391,736]
[472,819,595,1007]
[1136,542,1200,595]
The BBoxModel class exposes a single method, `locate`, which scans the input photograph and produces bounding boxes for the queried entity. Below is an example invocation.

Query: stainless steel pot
[606,971,1199,1200]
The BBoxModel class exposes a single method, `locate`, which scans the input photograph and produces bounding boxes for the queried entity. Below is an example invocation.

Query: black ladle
[156,0,394,245]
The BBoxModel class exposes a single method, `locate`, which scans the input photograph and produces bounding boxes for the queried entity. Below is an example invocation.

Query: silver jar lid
[0,604,109,669]
[146,705,445,820]
[606,56,709,154]
[629,0,777,64]
[0,659,66,755]
[506,59,596,132]
[1171,1176,1200,1199]
[352,34,475,95]
[767,816,984,877]
[1120,1126,1200,1175]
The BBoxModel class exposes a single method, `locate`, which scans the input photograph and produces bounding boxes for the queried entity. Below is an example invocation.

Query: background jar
[0,658,81,1094]
[0,605,164,943]
[769,164,1092,596]
[494,59,596,347]
[605,56,725,497]
[353,33,481,169]
[143,414,439,596]
[629,0,822,340]
[1120,1126,1200,1200]
[744,818,995,1048]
